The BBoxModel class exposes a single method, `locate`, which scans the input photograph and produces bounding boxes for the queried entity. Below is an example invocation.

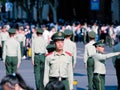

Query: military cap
[47,44,55,50]
[8,28,16,34]
[88,31,96,38]
[64,29,73,36]
[36,28,43,34]
[52,32,65,41]
[93,40,104,47]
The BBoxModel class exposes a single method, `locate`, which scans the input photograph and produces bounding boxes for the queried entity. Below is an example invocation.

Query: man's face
[54,40,64,51]
[96,46,104,54]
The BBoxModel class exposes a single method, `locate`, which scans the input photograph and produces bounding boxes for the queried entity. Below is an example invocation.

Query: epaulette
[46,52,53,56]
[65,51,72,56]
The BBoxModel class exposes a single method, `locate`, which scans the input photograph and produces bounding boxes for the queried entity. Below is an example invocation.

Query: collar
[54,50,65,56]
[89,40,95,44]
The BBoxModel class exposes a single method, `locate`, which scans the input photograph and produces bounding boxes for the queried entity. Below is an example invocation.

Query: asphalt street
[0,42,118,90]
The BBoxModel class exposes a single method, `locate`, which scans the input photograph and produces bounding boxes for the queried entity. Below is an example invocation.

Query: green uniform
[0,32,9,57]
[64,29,77,67]
[44,51,73,90]
[92,52,119,90]
[32,34,47,90]
[3,37,21,75]
[15,33,26,57]
[92,40,120,90]
[84,31,96,90]
[84,40,96,90]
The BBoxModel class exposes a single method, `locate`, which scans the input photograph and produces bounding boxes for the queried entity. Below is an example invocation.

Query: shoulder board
[65,51,72,56]
[46,52,53,56]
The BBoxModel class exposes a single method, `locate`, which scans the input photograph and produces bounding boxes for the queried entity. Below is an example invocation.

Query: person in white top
[92,22,99,41]
[42,25,50,44]
[49,26,56,43]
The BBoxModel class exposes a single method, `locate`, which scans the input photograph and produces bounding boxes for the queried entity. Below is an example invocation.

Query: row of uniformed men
[2,28,77,90]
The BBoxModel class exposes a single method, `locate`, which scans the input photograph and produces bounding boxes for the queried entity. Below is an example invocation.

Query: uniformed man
[2,28,21,75]
[84,31,96,90]
[15,26,26,57]
[63,29,77,68]
[44,32,73,90]
[112,32,120,90]
[92,40,120,90]
[0,25,9,59]
[31,28,47,90]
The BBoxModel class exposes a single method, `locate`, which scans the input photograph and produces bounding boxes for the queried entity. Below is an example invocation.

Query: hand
[84,63,87,69]
[73,64,76,68]
[17,63,20,68]
[3,62,6,66]
[32,60,34,65]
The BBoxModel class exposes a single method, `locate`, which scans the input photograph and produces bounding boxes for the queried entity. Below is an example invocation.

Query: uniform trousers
[93,73,105,90]
[1,41,4,59]
[34,54,45,90]
[49,77,69,90]
[20,42,23,57]
[0,46,2,59]
[115,59,120,90]
[5,56,18,75]
[87,57,94,90]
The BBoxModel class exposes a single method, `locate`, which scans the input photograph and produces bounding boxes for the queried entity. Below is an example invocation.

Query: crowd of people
[0,19,120,90]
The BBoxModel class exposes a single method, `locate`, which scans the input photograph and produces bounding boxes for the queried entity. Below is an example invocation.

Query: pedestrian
[42,25,50,44]
[0,73,34,90]
[0,25,9,60]
[92,40,120,90]
[2,28,21,75]
[92,22,99,41]
[31,28,47,90]
[44,32,73,90]
[24,23,31,60]
[112,32,120,90]
[15,25,26,58]
[64,29,77,68]
[84,31,96,90]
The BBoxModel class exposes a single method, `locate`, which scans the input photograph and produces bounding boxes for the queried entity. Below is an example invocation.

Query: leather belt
[94,73,105,76]
[49,77,67,81]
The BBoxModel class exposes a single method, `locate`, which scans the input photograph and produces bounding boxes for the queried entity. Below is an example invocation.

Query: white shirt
[43,30,49,43]
[92,52,119,74]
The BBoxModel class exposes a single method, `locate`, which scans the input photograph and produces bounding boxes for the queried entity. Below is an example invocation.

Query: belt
[35,53,45,55]
[94,73,105,76]
[49,77,67,81]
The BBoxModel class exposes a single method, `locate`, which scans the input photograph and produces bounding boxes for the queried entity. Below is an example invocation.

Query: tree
[46,0,59,23]
[36,0,44,24]
[15,0,36,23]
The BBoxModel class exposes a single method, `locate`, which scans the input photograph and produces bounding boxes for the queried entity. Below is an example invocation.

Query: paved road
[0,42,118,90]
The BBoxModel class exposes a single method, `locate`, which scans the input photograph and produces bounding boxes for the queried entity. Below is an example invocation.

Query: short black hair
[0,73,34,90]
[45,80,65,90]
